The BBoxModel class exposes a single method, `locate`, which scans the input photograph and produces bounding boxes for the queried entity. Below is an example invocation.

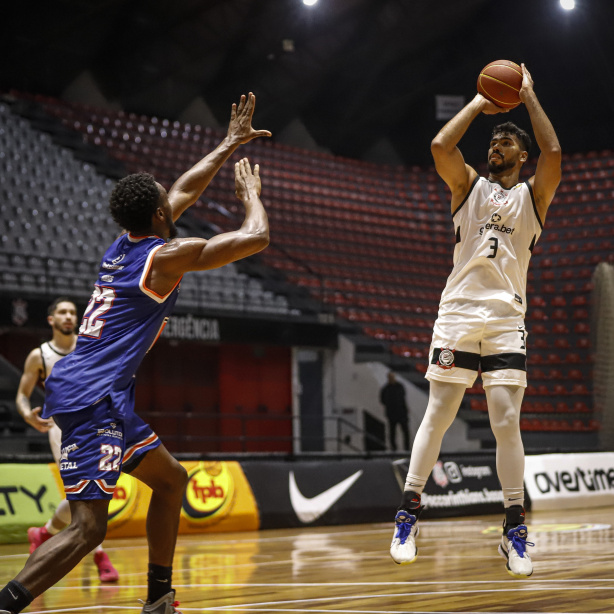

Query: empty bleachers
[4,92,614,435]
[0,101,294,316]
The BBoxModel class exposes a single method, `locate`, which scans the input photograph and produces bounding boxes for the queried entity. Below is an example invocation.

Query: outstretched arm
[15,349,53,433]
[167,93,271,221]
[431,94,508,213]
[521,64,562,221]
[148,159,269,293]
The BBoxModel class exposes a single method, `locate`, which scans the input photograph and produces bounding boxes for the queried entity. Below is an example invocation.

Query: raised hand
[519,63,535,103]
[476,93,510,115]
[235,158,261,200]
[227,93,272,145]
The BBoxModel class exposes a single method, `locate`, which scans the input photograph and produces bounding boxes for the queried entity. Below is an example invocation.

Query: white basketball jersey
[40,341,70,382]
[440,177,543,315]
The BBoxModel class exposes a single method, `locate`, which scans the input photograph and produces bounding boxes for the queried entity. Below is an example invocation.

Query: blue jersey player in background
[0,93,271,614]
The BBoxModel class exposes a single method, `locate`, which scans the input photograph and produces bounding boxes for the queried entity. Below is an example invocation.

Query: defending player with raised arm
[16,298,119,581]
[390,65,561,578]
[0,93,270,614]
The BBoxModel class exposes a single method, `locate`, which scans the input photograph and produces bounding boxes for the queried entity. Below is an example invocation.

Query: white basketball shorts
[426,299,527,388]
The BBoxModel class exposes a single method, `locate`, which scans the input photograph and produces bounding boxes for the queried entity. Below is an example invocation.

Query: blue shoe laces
[394,511,416,545]
[507,524,535,558]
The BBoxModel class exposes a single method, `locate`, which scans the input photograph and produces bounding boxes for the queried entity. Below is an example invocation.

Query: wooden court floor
[0,506,613,613]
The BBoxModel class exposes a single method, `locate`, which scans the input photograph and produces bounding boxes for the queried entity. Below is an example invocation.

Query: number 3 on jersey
[487,236,499,259]
[80,285,116,338]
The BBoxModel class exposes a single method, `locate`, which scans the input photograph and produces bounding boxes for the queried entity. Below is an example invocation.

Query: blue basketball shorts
[53,397,160,500]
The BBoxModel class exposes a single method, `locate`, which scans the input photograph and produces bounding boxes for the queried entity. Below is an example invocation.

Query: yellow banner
[0,464,62,544]
[0,461,260,543]
[47,460,259,540]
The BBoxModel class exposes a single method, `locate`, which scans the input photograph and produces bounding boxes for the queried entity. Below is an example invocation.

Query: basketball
[477,60,523,109]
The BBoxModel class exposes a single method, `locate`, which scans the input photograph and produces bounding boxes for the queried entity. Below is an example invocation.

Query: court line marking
[219,611,603,614]
[25,584,614,613]
[28,610,601,614]
[40,578,614,591]
[208,587,614,610]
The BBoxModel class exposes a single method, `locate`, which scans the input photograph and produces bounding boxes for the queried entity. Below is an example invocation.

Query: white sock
[44,519,60,535]
[404,474,427,495]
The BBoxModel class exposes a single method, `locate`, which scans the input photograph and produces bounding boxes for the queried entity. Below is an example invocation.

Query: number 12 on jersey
[80,285,116,338]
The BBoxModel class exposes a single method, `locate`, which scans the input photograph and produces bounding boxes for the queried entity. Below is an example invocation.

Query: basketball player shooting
[390,64,561,578]
[0,93,270,614]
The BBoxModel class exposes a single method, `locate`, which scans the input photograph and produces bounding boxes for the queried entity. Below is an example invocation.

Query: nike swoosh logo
[8,588,17,600]
[289,470,363,524]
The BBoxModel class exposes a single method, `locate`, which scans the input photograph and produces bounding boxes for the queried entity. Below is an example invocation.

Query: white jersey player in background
[15,297,119,582]
[390,64,561,578]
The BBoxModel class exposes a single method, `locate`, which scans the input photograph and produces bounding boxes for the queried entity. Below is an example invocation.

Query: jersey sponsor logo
[289,469,363,524]
[181,461,235,523]
[59,443,79,462]
[479,213,516,237]
[96,426,124,440]
[437,347,455,369]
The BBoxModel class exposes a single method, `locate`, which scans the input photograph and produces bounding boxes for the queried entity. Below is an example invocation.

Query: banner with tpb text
[0,461,259,544]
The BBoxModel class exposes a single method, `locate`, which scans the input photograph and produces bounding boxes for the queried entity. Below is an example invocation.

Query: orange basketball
[477,60,523,109]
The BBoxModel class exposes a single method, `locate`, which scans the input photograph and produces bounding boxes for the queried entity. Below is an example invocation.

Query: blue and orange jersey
[43,233,181,417]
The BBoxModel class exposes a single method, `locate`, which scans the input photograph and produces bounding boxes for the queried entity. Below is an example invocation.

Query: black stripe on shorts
[431,348,480,371]
[480,352,527,373]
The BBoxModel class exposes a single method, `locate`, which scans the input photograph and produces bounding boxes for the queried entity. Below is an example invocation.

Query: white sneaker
[390,510,420,565]
[498,524,534,578]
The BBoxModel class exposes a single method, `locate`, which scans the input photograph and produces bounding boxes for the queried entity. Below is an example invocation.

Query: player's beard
[54,322,76,336]
[488,155,515,174]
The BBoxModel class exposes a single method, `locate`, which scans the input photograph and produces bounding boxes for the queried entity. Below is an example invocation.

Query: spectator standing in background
[380,372,410,452]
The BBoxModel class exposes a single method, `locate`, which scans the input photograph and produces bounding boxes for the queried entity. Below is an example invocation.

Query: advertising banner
[525,452,614,511]
[102,460,259,538]
[3,461,259,543]
[392,454,503,518]
[241,459,400,529]
[0,464,62,544]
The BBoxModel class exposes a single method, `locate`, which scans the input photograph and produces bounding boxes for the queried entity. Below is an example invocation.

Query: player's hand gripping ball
[477,60,523,109]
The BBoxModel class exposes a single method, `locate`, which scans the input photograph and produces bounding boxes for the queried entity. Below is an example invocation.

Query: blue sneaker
[390,510,419,564]
[498,524,534,578]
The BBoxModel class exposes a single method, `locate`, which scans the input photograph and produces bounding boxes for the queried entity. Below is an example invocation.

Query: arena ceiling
[3,0,614,165]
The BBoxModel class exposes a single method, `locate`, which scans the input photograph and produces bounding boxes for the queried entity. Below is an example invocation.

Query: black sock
[147,564,173,603]
[0,580,34,613]
[398,490,422,512]
[504,505,526,532]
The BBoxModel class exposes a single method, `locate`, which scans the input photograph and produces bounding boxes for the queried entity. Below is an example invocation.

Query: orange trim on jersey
[64,479,90,494]
[148,319,168,352]
[123,433,159,465]
[94,479,117,495]
[139,244,183,303]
